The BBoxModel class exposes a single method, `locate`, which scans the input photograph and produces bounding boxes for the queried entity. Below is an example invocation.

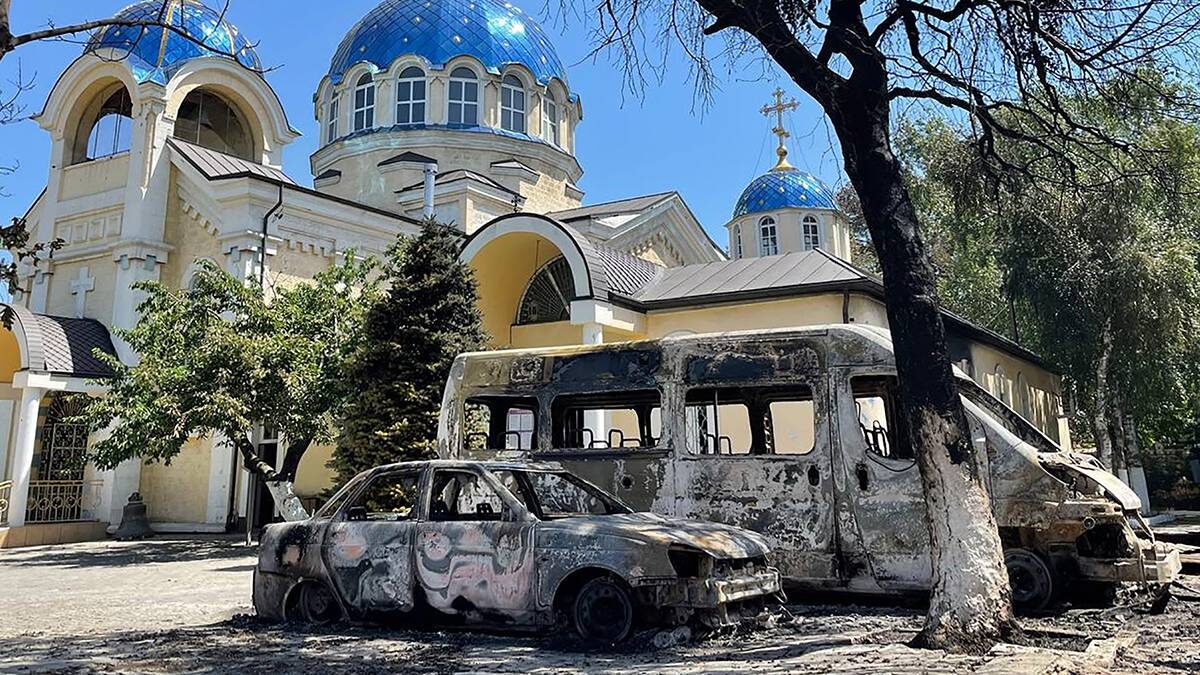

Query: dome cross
[761,88,799,170]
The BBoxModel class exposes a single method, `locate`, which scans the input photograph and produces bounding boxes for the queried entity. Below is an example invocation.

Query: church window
[448,67,479,126]
[395,66,426,126]
[732,224,743,258]
[501,74,526,133]
[84,88,133,161]
[326,93,339,143]
[758,216,778,256]
[173,89,254,160]
[802,215,821,251]
[352,73,376,131]
[541,93,559,145]
[517,256,572,324]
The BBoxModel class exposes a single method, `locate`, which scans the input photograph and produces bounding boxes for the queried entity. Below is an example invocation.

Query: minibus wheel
[1004,548,1055,612]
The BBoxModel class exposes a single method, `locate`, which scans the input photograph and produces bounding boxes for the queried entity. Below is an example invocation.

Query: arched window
[993,364,1010,405]
[448,67,479,126]
[500,74,526,133]
[173,89,253,160]
[758,216,778,256]
[395,66,426,126]
[732,224,743,259]
[517,257,572,324]
[1016,373,1031,418]
[84,88,133,161]
[541,92,559,144]
[352,73,375,131]
[326,92,339,143]
[802,215,821,251]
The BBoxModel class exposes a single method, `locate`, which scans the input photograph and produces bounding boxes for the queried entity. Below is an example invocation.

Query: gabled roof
[396,168,521,199]
[547,192,676,222]
[168,138,295,185]
[378,151,438,167]
[630,249,861,304]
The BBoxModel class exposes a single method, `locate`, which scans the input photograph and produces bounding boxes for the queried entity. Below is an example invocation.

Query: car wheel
[298,581,341,624]
[572,576,635,643]
[1005,548,1055,612]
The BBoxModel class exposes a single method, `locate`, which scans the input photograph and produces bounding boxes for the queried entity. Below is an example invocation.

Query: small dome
[733,167,837,218]
[327,0,566,86]
[86,0,261,85]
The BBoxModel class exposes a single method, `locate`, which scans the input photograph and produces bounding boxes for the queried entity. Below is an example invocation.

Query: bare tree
[578,0,1200,651]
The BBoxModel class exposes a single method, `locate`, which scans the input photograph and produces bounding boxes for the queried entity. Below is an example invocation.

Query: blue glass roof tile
[733,168,839,218]
[86,0,261,85]
[328,0,566,86]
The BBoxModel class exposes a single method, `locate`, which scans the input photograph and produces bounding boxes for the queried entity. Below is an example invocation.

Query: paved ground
[0,536,1197,674]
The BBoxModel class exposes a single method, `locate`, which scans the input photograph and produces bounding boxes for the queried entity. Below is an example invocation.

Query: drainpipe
[422,161,438,220]
[261,181,284,289]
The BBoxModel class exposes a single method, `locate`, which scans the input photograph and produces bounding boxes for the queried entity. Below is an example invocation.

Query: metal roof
[86,0,261,85]
[628,249,860,305]
[548,192,676,222]
[327,0,567,86]
[168,138,295,184]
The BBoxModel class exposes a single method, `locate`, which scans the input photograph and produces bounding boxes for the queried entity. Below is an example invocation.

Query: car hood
[539,512,772,559]
[1042,452,1142,511]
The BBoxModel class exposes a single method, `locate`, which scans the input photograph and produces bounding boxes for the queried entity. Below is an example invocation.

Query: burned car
[438,325,1181,611]
[254,460,781,642]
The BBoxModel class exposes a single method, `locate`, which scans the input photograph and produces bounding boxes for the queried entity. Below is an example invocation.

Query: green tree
[80,256,379,520]
[332,222,488,484]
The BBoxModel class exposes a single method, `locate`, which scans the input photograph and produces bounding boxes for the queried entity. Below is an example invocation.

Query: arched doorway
[173,88,255,160]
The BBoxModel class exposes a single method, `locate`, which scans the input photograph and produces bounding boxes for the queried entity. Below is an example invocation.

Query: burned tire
[571,576,635,643]
[297,581,341,624]
[1005,548,1055,612]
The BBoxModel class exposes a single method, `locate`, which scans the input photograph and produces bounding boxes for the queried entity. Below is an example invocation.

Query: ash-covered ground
[0,536,1196,674]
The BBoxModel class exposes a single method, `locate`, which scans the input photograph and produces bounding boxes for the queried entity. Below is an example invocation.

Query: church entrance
[27,395,102,524]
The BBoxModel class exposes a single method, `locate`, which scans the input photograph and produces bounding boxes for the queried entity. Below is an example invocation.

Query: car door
[834,370,931,591]
[414,468,538,619]
[321,468,423,615]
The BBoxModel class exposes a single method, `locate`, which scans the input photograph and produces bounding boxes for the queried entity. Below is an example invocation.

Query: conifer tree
[332,221,488,483]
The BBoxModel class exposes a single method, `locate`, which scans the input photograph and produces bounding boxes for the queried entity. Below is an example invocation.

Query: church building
[0,0,1068,547]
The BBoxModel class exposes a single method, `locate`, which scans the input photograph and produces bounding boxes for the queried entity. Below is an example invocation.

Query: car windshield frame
[500,468,633,520]
[312,473,367,520]
[957,376,1061,453]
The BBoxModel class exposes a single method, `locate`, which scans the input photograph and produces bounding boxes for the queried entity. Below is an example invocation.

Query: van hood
[540,512,772,559]
[1042,452,1142,511]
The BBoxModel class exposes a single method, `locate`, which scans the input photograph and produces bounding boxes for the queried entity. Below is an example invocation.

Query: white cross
[70,266,95,318]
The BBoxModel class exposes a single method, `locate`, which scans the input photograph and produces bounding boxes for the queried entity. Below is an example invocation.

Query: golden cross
[760,88,799,170]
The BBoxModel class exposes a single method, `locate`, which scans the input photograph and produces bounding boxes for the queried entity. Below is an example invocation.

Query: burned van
[437,325,1180,609]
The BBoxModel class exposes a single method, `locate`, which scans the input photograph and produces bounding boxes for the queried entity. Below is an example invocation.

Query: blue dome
[86,0,261,85]
[328,0,566,86]
[733,167,838,218]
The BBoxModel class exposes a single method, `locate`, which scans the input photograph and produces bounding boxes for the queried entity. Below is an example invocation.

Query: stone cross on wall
[70,266,95,318]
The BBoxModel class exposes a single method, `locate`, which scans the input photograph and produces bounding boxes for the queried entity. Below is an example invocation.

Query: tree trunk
[232,435,309,522]
[825,88,1014,651]
[1092,321,1114,469]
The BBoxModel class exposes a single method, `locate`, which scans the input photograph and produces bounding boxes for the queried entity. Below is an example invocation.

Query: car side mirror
[347,505,367,521]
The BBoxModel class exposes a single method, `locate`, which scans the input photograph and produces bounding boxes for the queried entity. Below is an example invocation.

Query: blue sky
[0,0,847,246]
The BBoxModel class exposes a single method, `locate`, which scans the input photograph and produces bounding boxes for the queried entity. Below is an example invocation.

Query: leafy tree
[79,257,379,520]
[332,222,488,484]
[579,0,1200,649]
[890,78,1200,473]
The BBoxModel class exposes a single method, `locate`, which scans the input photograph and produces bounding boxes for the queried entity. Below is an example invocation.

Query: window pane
[506,408,535,449]
[430,471,504,521]
[350,471,420,521]
[685,399,751,455]
[413,102,425,123]
[463,103,477,125]
[449,81,462,98]
[413,81,425,99]
[552,390,661,449]
[852,376,913,460]
[769,399,815,455]
[464,82,478,100]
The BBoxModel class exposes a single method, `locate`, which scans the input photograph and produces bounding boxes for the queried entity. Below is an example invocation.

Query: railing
[0,481,10,526]
[25,480,104,524]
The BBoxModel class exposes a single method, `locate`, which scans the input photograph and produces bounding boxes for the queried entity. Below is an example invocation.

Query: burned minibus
[437,325,1180,609]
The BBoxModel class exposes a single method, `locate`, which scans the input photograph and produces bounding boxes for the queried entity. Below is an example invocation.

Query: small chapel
[0,0,1068,546]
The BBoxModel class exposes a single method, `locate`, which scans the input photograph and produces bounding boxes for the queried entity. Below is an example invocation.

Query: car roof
[363,459,564,476]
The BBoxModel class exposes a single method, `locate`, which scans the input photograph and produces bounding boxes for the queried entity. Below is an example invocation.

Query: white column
[582,322,606,447]
[7,387,45,528]
[206,432,235,527]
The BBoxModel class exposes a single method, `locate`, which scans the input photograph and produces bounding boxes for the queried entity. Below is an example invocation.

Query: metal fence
[24,480,104,524]
[0,481,10,526]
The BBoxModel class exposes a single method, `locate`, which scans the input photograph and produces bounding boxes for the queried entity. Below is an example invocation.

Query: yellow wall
[139,436,212,524]
[970,342,1064,442]
[470,232,566,346]
[161,176,225,289]
[294,442,335,497]
[58,154,129,201]
[0,331,21,384]
[44,257,117,322]
[645,294,849,337]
